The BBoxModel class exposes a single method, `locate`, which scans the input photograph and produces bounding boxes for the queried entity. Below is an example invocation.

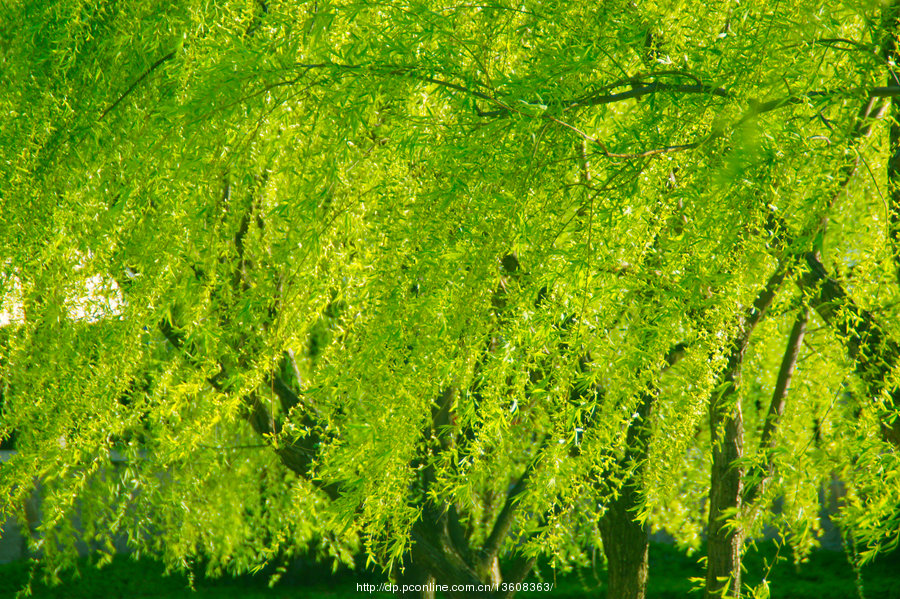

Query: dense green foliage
[3,0,900,597]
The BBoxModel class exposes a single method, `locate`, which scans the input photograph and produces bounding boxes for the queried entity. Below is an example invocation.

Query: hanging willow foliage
[2,1,900,598]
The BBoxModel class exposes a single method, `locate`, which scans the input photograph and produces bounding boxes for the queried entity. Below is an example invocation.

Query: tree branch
[570,80,730,109]
[454,253,521,471]
[743,306,809,507]
[500,556,538,598]
[243,391,339,499]
[480,436,549,570]
[100,51,175,120]
[759,308,808,454]
[148,278,338,498]
[581,85,892,163]
[884,0,900,286]
[800,253,900,447]
[706,265,785,598]
[270,364,318,419]
[280,60,900,121]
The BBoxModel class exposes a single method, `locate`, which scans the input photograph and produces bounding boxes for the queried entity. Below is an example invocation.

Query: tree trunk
[599,390,655,599]
[884,0,900,286]
[599,485,650,599]
[706,388,744,598]
[397,563,437,599]
[703,269,783,598]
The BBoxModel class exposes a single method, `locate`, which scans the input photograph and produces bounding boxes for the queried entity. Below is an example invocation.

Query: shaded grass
[0,556,391,599]
[1,542,897,599]
[517,542,899,599]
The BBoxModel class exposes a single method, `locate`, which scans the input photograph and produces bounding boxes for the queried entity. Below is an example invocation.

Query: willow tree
[2,1,900,599]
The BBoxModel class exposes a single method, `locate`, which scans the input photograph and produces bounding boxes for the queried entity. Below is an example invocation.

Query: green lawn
[1,543,897,599]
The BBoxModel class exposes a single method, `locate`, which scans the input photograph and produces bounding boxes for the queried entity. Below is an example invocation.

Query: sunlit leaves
[2,0,900,588]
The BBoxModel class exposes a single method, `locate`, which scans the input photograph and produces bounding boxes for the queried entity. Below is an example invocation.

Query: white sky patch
[0,272,124,325]
[0,274,24,326]
[68,274,124,322]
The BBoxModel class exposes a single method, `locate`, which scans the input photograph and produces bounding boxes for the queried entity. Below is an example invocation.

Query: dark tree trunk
[599,485,649,599]
[884,0,900,286]
[397,563,436,599]
[596,345,687,599]
[706,389,744,599]
[705,269,784,599]
[599,389,656,599]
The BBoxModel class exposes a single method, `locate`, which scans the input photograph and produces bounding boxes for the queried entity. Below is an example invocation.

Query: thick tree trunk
[599,390,656,599]
[599,485,650,599]
[397,563,437,599]
[595,346,687,599]
[706,388,744,598]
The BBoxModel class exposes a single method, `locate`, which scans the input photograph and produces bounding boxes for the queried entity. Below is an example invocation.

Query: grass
[0,555,391,599]
[1,542,897,599]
